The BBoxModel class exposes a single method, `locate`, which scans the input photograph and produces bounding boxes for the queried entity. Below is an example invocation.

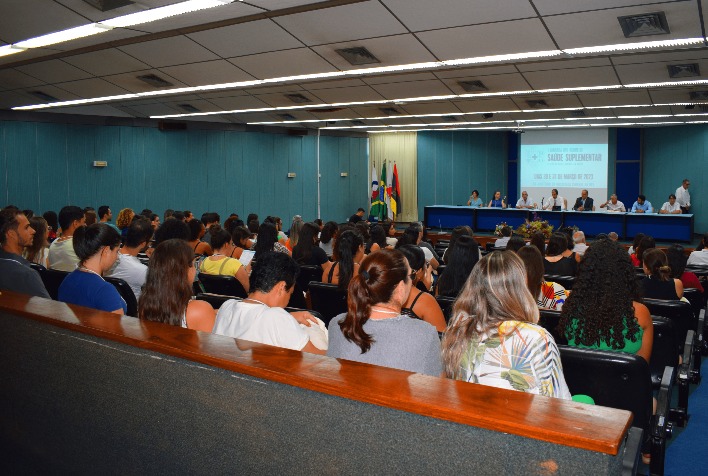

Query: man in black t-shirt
[349,208,366,224]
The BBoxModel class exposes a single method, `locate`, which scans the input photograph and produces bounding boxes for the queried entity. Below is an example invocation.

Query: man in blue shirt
[631,194,653,213]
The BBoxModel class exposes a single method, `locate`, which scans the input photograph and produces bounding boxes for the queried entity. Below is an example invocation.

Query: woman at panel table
[467,189,483,207]
[487,190,506,208]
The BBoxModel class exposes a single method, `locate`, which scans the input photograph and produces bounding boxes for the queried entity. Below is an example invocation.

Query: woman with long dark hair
[139,239,215,332]
[442,251,570,399]
[58,223,126,314]
[321,230,364,290]
[293,222,328,268]
[367,224,389,253]
[230,225,253,260]
[543,233,577,276]
[23,216,49,266]
[327,249,442,376]
[560,238,653,362]
[252,222,290,259]
[398,245,446,333]
[187,219,212,257]
[442,226,474,264]
[640,248,683,300]
[666,244,703,293]
[319,221,339,257]
[436,235,480,297]
[199,225,250,292]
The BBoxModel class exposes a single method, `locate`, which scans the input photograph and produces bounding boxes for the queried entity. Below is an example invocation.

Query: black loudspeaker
[158,121,187,131]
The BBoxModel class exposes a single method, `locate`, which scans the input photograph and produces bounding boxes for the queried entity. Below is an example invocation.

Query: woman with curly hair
[560,238,653,362]
[116,208,135,240]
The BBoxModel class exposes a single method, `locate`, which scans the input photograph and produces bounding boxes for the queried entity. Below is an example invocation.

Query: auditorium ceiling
[2,0,708,132]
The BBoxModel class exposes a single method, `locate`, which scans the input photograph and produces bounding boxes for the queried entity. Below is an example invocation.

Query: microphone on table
[541,197,545,210]
[439,219,443,234]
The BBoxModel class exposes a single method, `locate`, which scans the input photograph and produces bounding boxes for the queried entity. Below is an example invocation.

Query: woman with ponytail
[58,223,126,314]
[321,230,364,290]
[640,248,683,300]
[326,249,442,376]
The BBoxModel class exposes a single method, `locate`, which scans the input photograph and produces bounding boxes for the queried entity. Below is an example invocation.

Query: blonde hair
[441,251,539,378]
[116,208,134,230]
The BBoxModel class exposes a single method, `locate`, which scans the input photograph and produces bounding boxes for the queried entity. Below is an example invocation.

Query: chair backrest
[643,298,693,354]
[682,287,705,319]
[308,282,348,326]
[198,274,247,298]
[196,293,239,309]
[649,316,678,389]
[485,242,495,252]
[543,274,575,290]
[104,276,138,317]
[297,265,323,292]
[538,308,563,343]
[28,262,46,273]
[40,269,70,300]
[435,295,456,324]
[559,345,653,432]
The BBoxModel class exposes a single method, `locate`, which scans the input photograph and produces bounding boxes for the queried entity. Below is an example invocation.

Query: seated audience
[252,222,290,258]
[572,231,588,255]
[441,225,473,264]
[84,209,97,226]
[628,232,644,256]
[212,252,327,354]
[116,208,134,239]
[153,218,190,247]
[199,225,250,292]
[608,232,619,241]
[187,219,213,257]
[149,213,160,229]
[230,226,253,259]
[319,221,338,257]
[163,209,174,221]
[544,233,577,276]
[667,244,703,293]
[398,245,446,333]
[529,232,546,256]
[200,212,220,245]
[106,217,153,300]
[517,246,568,311]
[327,249,442,376]
[23,216,50,267]
[493,226,512,249]
[322,230,364,289]
[58,224,126,314]
[48,205,85,271]
[560,227,580,263]
[293,222,329,268]
[640,248,683,300]
[436,235,480,298]
[285,216,304,251]
[395,223,439,270]
[43,210,58,242]
[505,236,526,253]
[367,224,389,253]
[384,220,398,248]
[687,233,708,266]
[441,251,570,399]
[0,208,50,298]
[139,239,215,332]
[560,238,653,363]
[632,235,656,268]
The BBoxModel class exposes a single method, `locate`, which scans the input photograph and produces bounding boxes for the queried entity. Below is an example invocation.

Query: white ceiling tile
[102,69,188,93]
[369,79,453,100]
[305,79,367,90]
[63,48,150,77]
[124,103,182,117]
[228,48,336,80]
[452,97,522,113]
[308,109,360,120]
[118,36,220,68]
[307,85,385,104]
[522,66,620,89]
[16,84,81,103]
[0,69,45,91]
[188,19,302,58]
[16,59,93,83]
[0,0,87,43]
[534,0,670,16]
[382,0,537,32]
[433,65,519,79]
[394,101,460,115]
[417,18,557,61]
[544,2,703,50]
[54,78,131,97]
[246,84,304,95]
[273,0,407,46]
[648,87,700,104]
[516,57,612,72]
[158,60,254,86]
[311,34,437,70]
[576,90,652,107]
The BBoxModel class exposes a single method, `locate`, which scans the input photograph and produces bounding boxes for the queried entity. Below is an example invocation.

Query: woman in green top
[559,238,653,363]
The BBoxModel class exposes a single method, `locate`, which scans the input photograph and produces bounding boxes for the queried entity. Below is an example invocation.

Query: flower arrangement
[514,213,554,238]
[494,222,508,237]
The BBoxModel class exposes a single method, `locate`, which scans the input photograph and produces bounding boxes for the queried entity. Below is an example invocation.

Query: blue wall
[0,120,368,223]
[643,124,707,233]
[417,130,507,220]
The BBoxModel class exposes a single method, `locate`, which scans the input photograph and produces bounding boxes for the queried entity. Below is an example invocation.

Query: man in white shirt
[572,231,589,255]
[659,194,682,214]
[675,179,691,214]
[106,217,152,300]
[48,205,85,271]
[212,252,326,354]
[542,189,566,210]
[515,191,535,209]
[494,226,512,248]
[599,194,626,212]
[687,234,708,266]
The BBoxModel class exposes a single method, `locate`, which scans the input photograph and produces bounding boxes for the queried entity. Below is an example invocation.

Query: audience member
[163,209,175,222]
[395,224,439,270]
[530,232,546,256]
[84,210,97,226]
[572,231,588,255]
[666,244,703,293]
[98,206,119,232]
[230,226,253,260]
[139,239,215,332]
[199,225,250,292]
[327,249,442,376]
[200,212,220,245]
[253,222,290,259]
[285,216,304,251]
[173,211,185,221]
[398,245,446,333]
[43,210,58,242]
[106,217,152,301]
[505,235,526,253]
[367,225,389,253]
[23,216,50,267]
[212,252,327,354]
[436,235,480,298]
[640,248,683,300]
[183,210,193,222]
[149,213,160,229]
[560,227,580,262]
[517,246,568,311]
[628,232,645,256]
[0,208,50,298]
[560,238,653,363]
[633,236,656,268]
[493,226,512,248]
[116,208,134,240]
[322,230,364,290]
[544,233,577,276]
[608,232,619,241]
[153,218,190,247]
[58,224,126,314]
[384,220,398,248]
[442,251,570,399]
[319,221,338,258]
[687,233,708,266]
[48,205,85,271]
[293,222,328,268]
[187,219,213,257]
[442,225,473,264]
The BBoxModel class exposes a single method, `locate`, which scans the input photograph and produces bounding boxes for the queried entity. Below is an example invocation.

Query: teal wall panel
[0,120,367,224]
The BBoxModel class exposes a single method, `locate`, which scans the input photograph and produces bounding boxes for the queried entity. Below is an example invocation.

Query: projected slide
[520,129,608,209]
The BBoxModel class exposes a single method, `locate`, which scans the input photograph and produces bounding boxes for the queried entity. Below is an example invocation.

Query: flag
[386,162,394,220]
[378,162,388,221]
[370,166,384,220]
[391,163,401,217]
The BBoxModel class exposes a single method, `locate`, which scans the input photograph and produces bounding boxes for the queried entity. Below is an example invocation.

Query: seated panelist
[542,189,566,211]
[467,189,483,207]
[631,195,653,214]
[659,194,682,214]
[515,191,536,209]
[599,194,625,212]
[572,190,594,212]
[488,190,506,209]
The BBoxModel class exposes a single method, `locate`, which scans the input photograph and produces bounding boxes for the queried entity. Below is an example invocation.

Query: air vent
[278,113,296,120]
[29,91,58,102]
[618,12,670,38]
[689,91,708,101]
[526,99,548,109]
[351,120,366,126]
[458,80,488,92]
[379,107,400,115]
[482,113,493,119]
[83,0,134,12]
[668,63,700,79]
[284,93,312,104]
[335,47,380,66]
[136,74,174,88]
[571,110,586,117]
[178,104,200,113]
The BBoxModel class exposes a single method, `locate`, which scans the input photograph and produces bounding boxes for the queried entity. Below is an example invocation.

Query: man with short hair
[0,208,50,298]
[349,208,366,224]
[608,232,619,241]
[201,212,220,245]
[212,252,326,354]
[494,226,513,249]
[105,218,152,300]
[675,179,691,214]
[659,194,682,214]
[631,195,653,213]
[515,191,535,209]
[542,189,566,210]
[183,210,193,222]
[48,205,85,271]
[572,190,594,212]
[572,231,589,255]
[600,194,626,212]
[98,205,119,231]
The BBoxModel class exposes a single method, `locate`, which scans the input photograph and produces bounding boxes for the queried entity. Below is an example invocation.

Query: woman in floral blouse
[441,251,571,399]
